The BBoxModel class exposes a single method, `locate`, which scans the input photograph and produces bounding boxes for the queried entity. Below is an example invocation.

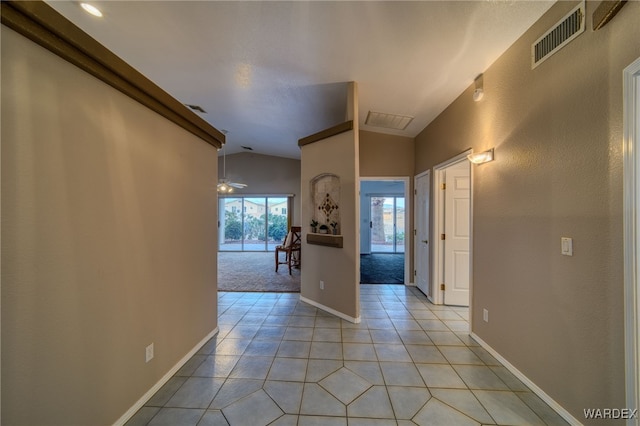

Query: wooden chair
[275,226,301,275]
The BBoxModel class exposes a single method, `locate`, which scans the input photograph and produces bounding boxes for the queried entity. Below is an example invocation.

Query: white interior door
[415,172,431,298]
[444,161,470,306]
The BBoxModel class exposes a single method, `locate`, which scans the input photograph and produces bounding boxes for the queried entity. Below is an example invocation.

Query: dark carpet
[218,252,300,292]
[360,253,405,284]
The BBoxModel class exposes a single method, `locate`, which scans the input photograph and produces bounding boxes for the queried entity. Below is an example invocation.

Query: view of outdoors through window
[219,197,289,251]
[371,196,405,253]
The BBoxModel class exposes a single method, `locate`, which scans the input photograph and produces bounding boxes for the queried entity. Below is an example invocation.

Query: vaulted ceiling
[48,1,554,159]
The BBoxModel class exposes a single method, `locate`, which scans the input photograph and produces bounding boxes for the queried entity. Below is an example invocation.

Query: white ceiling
[48,1,554,159]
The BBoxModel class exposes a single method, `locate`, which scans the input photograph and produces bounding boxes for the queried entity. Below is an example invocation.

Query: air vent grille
[365,111,414,130]
[531,1,585,69]
[185,104,207,113]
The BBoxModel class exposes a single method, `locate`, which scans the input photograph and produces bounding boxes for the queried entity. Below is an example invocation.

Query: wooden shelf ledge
[307,233,343,248]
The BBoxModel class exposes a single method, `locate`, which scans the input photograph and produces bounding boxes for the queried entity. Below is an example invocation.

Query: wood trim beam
[298,121,354,147]
[592,0,627,31]
[1,1,224,148]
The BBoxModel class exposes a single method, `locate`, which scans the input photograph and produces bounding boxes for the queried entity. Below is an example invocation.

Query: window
[219,196,291,251]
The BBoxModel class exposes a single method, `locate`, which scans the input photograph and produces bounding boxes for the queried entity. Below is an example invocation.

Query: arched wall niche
[310,173,341,234]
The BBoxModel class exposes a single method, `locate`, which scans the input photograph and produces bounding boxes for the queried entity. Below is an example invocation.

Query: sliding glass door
[219,196,289,251]
[267,197,288,250]
[370,196,405,253]
[220,197,243,251]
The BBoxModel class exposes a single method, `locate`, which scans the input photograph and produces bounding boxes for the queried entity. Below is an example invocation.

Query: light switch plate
[561,237,573,256]
[146,343,154,363]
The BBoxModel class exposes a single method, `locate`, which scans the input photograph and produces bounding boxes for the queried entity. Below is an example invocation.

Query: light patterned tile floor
[126,285,569,426]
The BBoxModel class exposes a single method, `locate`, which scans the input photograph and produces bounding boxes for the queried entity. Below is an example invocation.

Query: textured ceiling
[47,1,554,159]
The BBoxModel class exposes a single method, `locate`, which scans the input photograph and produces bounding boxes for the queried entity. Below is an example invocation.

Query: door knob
[422,240,429,244]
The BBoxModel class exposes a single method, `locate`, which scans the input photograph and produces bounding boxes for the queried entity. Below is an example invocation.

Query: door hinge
[414,189,417,195]
[441,183,446,190]
[414,270,417,276]
[440,283,445,291]
[414,229,417,236]
[441,233,446,240]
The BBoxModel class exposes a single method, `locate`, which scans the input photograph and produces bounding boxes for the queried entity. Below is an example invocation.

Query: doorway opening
[414,170,431,299]
[359,178,411,285]
[623,56,640,425]
[217,195,300,292]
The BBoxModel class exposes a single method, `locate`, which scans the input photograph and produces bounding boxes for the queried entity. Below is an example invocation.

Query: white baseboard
[113,327,219,426]
[300,296,361,324]
[470,332,582,426]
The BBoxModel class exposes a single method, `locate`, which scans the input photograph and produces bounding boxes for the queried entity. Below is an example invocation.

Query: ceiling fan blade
[219,143,247,190]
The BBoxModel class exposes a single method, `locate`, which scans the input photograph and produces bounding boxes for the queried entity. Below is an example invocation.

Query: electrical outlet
[320,280,324,290]
[561,237,573,256]
[145,343,154,363]
[483,309,489,323]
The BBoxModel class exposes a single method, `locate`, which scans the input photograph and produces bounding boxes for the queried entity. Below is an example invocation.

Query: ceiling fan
[217,145,247,193]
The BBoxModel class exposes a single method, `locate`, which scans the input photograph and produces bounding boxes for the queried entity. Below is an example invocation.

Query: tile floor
[126,285,568,426]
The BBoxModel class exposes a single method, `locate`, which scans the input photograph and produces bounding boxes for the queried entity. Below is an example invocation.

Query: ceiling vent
[531,1,585,69]
[365,111,414,131]
[185,104,207,113]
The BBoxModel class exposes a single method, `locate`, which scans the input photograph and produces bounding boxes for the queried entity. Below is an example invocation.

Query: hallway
[126,285,568,425]
[360,254,405,284]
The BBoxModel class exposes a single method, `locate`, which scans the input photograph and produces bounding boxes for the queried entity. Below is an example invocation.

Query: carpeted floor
[218,252,300,292]
[218,252,402,291]
[360,253,405,284]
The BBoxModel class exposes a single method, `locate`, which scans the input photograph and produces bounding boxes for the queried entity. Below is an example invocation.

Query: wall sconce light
[473,74,484,102]
[467,148,494,165]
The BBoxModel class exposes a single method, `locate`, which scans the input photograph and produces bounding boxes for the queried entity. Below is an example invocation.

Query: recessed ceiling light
[80,3,103,18]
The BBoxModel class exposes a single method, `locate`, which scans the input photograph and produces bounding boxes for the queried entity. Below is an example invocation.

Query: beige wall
[359,130,414,177]
[218,152,301,225]
[415,1,640,422]
[301,82,360,320]
[300,131,360,319]
[1,27,218,425]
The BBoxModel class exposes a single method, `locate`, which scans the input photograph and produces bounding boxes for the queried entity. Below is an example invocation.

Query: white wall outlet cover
[483,309,489,322]
[561,237,573,256]
[145,343,154,363]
